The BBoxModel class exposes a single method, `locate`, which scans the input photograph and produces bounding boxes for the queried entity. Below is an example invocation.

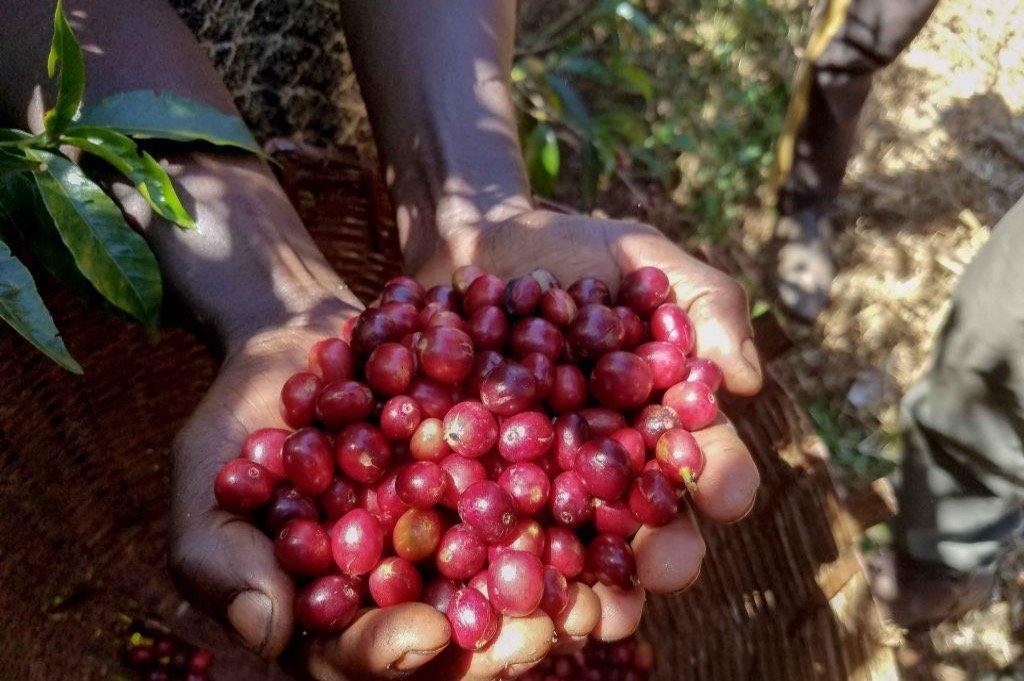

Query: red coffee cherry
[275,519,333,576]
[283,428,334,495]
[633,404,683,451]
[242,427,289,479]
[266,484,319,534]
[568,304,624,360]
[498,411,555,462]
[396,461,448,509]
[590,351,654,410]
[628,469,679,526]
[369,556,424,607]
[439,454,488,508]
[480,361,537,416]
[331,508,385,576]
[436,523,488,580]
[365,343,415,396]
[498,462,551,515]
[649,303,695,355]
[423,576,459,615]
[447,587,499,651]
[548,365,587,413]
[504,275,543,316]
[685,357,724,392]
[295,574,361,632]
[540,288,577,327]
[618,266,671,314]
[443,400,499,458]
[336,423,392,485]
[468,305,510,351]
[379,395,423,441]
[214,459,275,513]
[568,277,612,307]
[280,372,322,428]
[316,379,375,430]
[655,428,705,487]
[586,533,637,589]
[575,438,633,501]
[594,499,642,538]
[487,549,545,616]
[549,471,594,528]
[457,480,518,542]
[308,337,355,382]
[635,341,687,391]
[416,326,475,385]
[662,380,718,431]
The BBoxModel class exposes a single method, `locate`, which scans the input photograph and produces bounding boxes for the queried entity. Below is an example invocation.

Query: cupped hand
[411,208,763,671]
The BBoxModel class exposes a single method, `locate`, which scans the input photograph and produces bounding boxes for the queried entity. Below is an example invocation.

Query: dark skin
[0,1,762,678]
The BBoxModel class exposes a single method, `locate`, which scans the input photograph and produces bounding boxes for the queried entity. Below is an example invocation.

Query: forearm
[339,0,532,271]
[0,0,353,349]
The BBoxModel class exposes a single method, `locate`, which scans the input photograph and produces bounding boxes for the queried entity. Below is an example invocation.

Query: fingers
[427,611,555,680]
[307,603,450,680]
[690,417,760,523]
[590,584,646,642]
[551,583,601,654]
[632,510,705,594]
[169,511,296,658]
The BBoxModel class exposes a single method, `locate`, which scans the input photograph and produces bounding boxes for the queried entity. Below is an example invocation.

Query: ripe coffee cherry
[609,428,646,474]
[655,428,705,487]
[281,372,322,428]
[467,305,509,351]
[498,462,550,515]
[331,508,385,575]
[521,352,555,398]
[489,518,546,561]
[308,338,355,382]
[365,343,414,396]
[488,549,545,616]
[575,438,633,501]
[539,566,570,617]
[569,305,625,360]
[550,471,594,527]
[663,381,718,430]
[685,357,724,392]
[635,342,687,391]
[458,480,517,542]
[362,471,409,533]
[463,273,505,314]
[423,577,459,615]
[568,277,612,306]
[339,316,356,343]
[266,485,319,534]
[504,275,543,316]
[351,308,400,356]
[426,309,469,333]
[187,649,213,675]
[633,404,683,450]
[590,351,654,410]
[369,556,423,607]
[466,350,504,395]
[422,283,455,309]
[380,396,423,441]
[629,470,678,526]
[393,508,444,562]
[499,411,555,462]
[283,428,334,495]
[467,569,490,597]
[410,417,451,462]
[649,303,695,354]
[242,428,288,479]
[318,477,359,521]
[543,527,585,578]
[540,288,577,327]
[553,413,590,471]
[480,361,537,415]
[618,266,671,314]
[436,523,488,580]
[275,519,333,576]
[214,459,275,513]
[614,307,646,350]
[336,423,392,485]
[510,317,564,359]
[548,365,587,413]
[316,380,374,429]
[440,455,487,508]
[594,499,642,538]
[443,400,499,457]
[416,326,474,385]
[381,302,420,337]
[396,461,448,508]
[579,407,627,437]
[453,264,487,295]
[295,574,361,632]
[407,377,456,418]
[382,276,425,307]
[447,587,499,651]
[586,534,637,589]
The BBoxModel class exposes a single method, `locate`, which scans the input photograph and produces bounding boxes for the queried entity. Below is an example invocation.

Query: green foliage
[515,0,808,240]
[805,402,898,487]
[0,2,260,371]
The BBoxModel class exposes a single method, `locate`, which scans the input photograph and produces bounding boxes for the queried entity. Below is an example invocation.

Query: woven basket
[0,145,896,680]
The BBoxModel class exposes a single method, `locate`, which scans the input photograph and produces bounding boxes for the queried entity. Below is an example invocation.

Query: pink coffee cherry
[274,519,333,576]
[396,461,448,509]
[649,303,695,355]
[331,508,385,576]
[443,400,499,458]
[214,459,275,513]
[488,549,545,616]
[609,427,646,474]
[439,454,487,508]
[635,341,687,391]
[550,471,594,528]
[307,338,354,382]
[628,469,678,526]
[632,404,683,451]
[447,586,499,651]
[369,556,424,607]
[488,518,547,561]
[498,411,555,462]
[242,427,289,479]
[663,380,718,430]
[655,428,705,487]
[498,462,551,515]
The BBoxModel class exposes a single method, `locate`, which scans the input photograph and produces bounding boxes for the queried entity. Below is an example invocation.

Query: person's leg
[887,195,1024,627]
[773,0,940,320]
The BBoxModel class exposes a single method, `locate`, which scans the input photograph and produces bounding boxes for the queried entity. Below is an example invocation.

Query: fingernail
[228,590,273,653]
[740,339,762,379]
[391,645,447,671]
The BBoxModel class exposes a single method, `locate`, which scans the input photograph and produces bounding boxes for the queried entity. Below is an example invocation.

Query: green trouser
[894,195,1024,574]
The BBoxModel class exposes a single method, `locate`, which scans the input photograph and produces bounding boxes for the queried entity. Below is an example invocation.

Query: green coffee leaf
[525,124,559,197]
[62,126,195,229]
[0,237,81,373]
[0,149,43,174]
[77,90,263,156]
[28,149,162,329]
[43,0,85,139]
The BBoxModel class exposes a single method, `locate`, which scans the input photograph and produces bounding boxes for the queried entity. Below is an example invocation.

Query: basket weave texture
[0,145,894,680]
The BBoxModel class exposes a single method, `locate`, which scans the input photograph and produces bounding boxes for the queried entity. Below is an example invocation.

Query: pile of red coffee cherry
[214,265,722,653]
[123,620,213,681]
[523,635,655,681]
